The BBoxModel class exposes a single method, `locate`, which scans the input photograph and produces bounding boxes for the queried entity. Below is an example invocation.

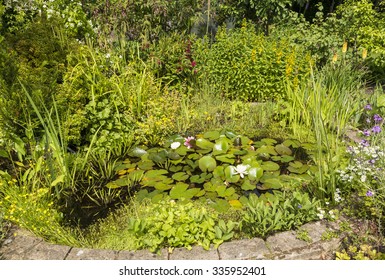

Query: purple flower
[373,114,383,123]
[366,190,374,197]
[363,129,371,137]
[184,136,195,149]
[364,104,372,110]
[297,204,302,209]
[372,125,382,134]
[361,139,370,147]
[368,159,376,164]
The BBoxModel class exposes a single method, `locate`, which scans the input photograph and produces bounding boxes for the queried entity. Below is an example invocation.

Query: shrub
[198,20,312,102]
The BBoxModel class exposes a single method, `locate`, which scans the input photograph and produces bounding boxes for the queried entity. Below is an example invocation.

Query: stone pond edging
[0,220,344,260]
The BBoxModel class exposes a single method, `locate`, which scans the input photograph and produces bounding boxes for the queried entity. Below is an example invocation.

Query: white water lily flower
[234,164,250,178]
[170,142,181,149]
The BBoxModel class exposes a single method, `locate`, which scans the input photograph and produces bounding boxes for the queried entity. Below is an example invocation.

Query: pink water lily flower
[184,136,195,149]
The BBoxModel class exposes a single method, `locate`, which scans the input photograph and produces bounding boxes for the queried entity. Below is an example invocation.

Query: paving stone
[24,242,71,260]
[65,248,117,260]
[266,231,308,253]
[0,231,43,260]
[300,221,328,243]
[276,247,323,260]
[169,245,219,260]
[117,248,169,260]
[218,238,270,260]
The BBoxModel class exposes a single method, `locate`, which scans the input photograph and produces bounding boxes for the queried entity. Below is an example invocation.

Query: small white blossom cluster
[338,144,384,185]
[316,207,337,220]
[334,188,343,202]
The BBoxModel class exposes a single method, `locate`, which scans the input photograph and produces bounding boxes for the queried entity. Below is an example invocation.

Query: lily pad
[261,138,277,145]
[169,182,189,199]
[261,161,280,171]
[196,138,214,150]
[172,172,190,181]
[128,146,147,157]
[215,154,235,164]
[198,156,217,172]
[203,130,221,140]
[248,167,263,181]
[212,138,230,155]
[241,179,256,191]
[275,144,293,156]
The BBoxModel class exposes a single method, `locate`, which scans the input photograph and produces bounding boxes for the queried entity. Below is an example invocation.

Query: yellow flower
[362,48,368,59]
[342,41,348,53]
[332,53,338,63]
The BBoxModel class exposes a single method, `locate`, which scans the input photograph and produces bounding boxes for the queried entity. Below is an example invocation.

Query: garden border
[0,220,345,260]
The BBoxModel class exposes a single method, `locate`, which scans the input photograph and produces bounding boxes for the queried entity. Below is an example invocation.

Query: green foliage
[296,229,312,243]
[127,199,236,252]
[241,191,320,238]
[199,21,312,101]
[336,244,385,260]
[108,130,318,211]
[0,171,84,246]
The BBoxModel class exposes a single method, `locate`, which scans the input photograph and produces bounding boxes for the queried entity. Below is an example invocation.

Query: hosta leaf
[198,156,217,172]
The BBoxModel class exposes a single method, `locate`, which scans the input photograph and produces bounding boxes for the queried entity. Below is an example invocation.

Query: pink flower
[184,136,195,149]
[191,61,196,67]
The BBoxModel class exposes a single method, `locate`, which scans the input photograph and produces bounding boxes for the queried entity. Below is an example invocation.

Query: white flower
[105,53,111,59]
[234,164,250,178]
[360,174,367,182]
[170,142,181,149]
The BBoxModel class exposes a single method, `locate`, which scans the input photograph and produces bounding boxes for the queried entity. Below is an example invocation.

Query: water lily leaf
[256,145,278,156]
[216,185,227,197]
[261,161,280,171]
[261,138,277,145]
[212,138,230,155]
[154,182,173,191]
[151,193,164,203]
[275,144,292,155]
[211,199,230,213]
[144,169,168,178]
[136,189,149,201]
[190,174,205,184]
[137,161,154,170]
[241,179,256,191]
[167,151,181,160]
[170,182,189,199]
[188,153,200,160]
[196,149,212,154]
[287,165,309,174]
[215,154,235,164]
[282,139,300,148]
[225,131,237,139]
[198,156,217,172]
[172,172,189,181]
[128,147,147,157]
[203,130,221,140]
[114,162,136,172]
[196,138,214,150]
[213,166,225,178]
[262,178,283,189]
[224,166,240,183]
[281,155,295,163]
[183,188,201,199]
[148,150,168,163]
[195,189,206,197]
[165,135,185,147]
[204,181,217,192]
[169,165,183,172]
[248,167,263,181]
[229,199,243,209]
[175,145,188,156]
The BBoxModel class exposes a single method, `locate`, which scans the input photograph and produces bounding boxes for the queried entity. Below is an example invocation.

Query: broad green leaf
[172,172,189,181]
[274,144,292,155]
[198,156,217,172]
[212,138,230,155]
[170,182,189,199]
[203,130,221,140]
[128,147,147,157]
[229,200,243,209]
[224,166,240,183]
[196,138,214,150]
[215,154,235,164]
[261,161,280,171]
[282,139,300,148]
[256,145,278,156]
[261,138,277,145]
[213,166,225,178]
[241,179,256,191]
[248,167,263,181]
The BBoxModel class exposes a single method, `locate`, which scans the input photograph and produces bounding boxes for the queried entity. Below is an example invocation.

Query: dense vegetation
[0,0,385,258]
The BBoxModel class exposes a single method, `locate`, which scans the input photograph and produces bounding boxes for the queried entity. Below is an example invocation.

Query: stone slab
[218,238,270,260]
[275,247,323,260]
[65,248,117,260]
[169,245,219,260]
[266,231,308,254]
[0,231,43,260]
[299,221,328,243]
[117,248,169,260]
[24,242,71,260]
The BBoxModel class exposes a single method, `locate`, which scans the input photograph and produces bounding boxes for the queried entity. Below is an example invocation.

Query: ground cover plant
[1,0,385,258]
